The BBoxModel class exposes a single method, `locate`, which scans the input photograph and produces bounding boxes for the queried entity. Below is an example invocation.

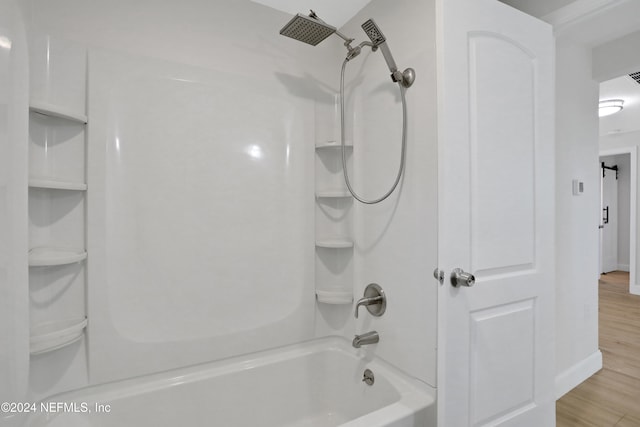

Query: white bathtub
[24,337,435,427]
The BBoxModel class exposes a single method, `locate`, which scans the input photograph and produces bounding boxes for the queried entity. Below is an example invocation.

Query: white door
[436,0,555,426]
[600,161,618,273]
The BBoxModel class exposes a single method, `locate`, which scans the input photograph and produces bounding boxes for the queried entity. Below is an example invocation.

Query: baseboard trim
[617,264,630,272]
[555,350,603,399]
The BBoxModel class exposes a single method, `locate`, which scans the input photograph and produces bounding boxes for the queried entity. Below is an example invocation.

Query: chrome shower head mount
[361,19,415,88]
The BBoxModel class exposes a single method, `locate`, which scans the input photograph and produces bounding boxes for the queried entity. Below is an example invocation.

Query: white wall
[0,0,29,419]
[341,0,438,386]
[555,37,602,397]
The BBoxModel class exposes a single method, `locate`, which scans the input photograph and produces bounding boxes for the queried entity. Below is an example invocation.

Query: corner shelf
[314,98,354,310]
[30,317,88,356]
[315,142,352,149]
[29,178,87,191]
[29,101,88,124]
[29,247,87,267]
[316,239,354,249]
[316,288,353,304]
[316,189,352,199]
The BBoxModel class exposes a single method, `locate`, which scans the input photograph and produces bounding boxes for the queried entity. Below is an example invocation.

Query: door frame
[599,146,638,295]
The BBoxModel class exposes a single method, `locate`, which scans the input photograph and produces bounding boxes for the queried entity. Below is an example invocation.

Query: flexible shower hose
[340,58,408,204]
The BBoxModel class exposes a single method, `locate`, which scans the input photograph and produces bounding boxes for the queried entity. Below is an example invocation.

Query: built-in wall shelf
[29,101,88,124]
[316,288,353,304]
[30,317,88,356]
[315,142,352,149]
[314,97,354,311]
[29,178,87,191]
[315,239,354,249]
[29,247,87,267]
[316,190,352,199]
[27,40,90,398]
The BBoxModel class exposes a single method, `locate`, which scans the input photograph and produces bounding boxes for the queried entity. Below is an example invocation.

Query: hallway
[556,272,640,426]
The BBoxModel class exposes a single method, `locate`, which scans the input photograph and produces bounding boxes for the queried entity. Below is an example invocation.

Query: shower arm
[308,10,352,44]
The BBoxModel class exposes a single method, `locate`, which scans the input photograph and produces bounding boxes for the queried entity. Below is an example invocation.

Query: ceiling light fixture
[599,99,624,117]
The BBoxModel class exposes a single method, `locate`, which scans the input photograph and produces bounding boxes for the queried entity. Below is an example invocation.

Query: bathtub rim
[27,335,435,425]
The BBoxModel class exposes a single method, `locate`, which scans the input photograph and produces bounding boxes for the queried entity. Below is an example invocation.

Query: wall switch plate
[572,179,584,195]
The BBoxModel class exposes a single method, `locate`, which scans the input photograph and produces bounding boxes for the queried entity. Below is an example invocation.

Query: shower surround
[5,0,437,424]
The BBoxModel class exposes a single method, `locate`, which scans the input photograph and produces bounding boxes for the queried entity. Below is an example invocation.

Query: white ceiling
[250,0,373,28]
[499,0,577,19]
[599,75,640,136]
[554,1,640,47]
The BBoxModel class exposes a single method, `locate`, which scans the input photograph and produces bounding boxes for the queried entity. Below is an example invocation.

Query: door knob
[433,268,445,284]
[451,268,475,287]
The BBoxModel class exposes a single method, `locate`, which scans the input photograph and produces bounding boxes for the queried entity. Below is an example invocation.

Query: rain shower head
[280,10,356,48]
[279,13,337,46]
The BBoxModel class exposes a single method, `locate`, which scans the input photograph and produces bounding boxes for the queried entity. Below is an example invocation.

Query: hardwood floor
[556,271,640,427]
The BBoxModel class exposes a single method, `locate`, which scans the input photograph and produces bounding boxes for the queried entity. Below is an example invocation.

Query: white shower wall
[341,0,438,387]
[87,48,319,383]
[0,0,29,409]
[23,0,438,397]
[23,0,340,392]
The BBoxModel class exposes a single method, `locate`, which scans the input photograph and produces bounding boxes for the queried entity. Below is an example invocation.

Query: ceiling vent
[630,71,640,85]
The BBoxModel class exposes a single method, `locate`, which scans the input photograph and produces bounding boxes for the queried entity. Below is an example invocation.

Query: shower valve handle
[354,283,387,318]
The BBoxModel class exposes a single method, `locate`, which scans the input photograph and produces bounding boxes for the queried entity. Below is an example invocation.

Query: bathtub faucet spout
[352,331,379,348]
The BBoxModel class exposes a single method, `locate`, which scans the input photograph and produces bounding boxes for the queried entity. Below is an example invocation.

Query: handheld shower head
[361,18,415,88]
[361,19,387,45]
[361,19,398,73]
